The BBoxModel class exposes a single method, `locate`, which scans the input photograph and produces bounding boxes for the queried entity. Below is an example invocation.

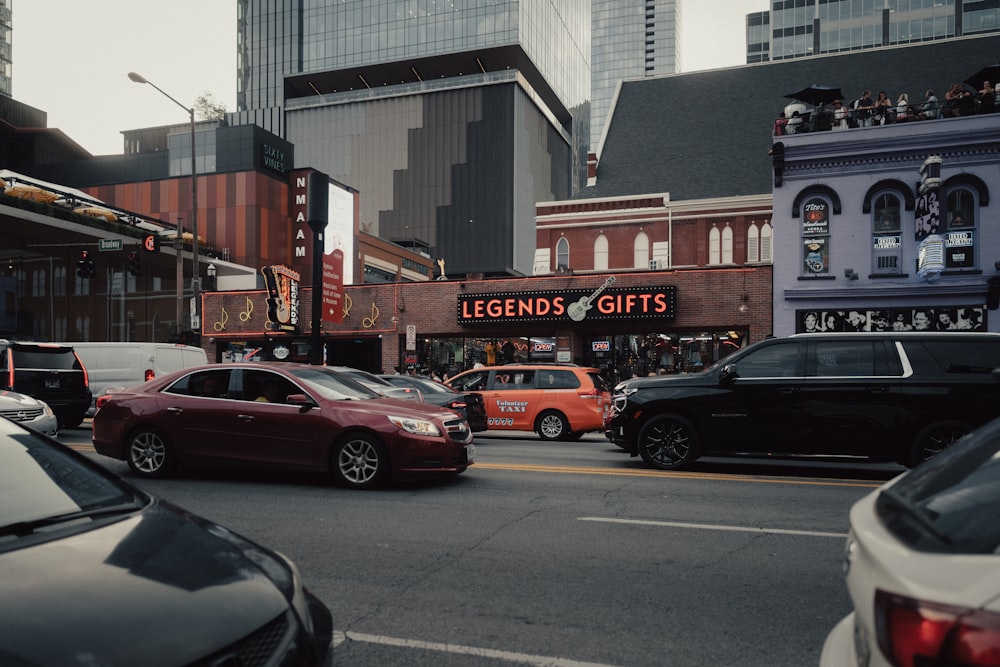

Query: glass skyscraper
[591,0,680,148]
[746,0,1000,62]
[236,1,590,277]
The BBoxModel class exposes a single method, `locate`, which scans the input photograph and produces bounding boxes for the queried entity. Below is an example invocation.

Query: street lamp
[128,71,200,334]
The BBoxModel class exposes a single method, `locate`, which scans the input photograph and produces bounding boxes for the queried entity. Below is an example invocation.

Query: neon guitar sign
[567,276,616,322]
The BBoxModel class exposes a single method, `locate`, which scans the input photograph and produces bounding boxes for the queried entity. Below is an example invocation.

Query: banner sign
[457,286,677,325]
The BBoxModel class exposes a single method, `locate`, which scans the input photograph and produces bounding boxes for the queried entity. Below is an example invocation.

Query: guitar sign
[567,276,617,322]
[261,265,300,326]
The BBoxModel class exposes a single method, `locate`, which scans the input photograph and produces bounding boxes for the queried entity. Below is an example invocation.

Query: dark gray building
[582,33,1000,203]
[235,0,591,278]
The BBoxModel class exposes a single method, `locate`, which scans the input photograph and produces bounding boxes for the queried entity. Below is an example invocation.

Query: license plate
[45,378,60,389]
[466,444,476,463]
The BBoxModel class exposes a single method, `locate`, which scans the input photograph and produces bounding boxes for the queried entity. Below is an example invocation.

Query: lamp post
[128,71,200,335]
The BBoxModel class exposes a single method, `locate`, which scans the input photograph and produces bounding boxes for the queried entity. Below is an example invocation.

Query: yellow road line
[473,462,883,488]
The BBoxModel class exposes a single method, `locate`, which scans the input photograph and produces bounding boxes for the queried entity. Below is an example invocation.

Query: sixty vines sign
[457,284,677,325]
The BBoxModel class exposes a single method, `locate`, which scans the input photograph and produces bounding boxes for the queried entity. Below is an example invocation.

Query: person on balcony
[916,89,939,120]
[895,93,912,122]
[832,100,849,131]
[873,91,892,124]
[979,81,996,114]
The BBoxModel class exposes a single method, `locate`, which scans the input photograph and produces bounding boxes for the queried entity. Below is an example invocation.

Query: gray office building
[591,0,680,148]
[235,0,590,278]
[747,0,1000,63]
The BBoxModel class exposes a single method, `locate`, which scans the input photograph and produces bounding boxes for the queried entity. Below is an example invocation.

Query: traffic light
[127,251,142,276]
[76,250,96,279]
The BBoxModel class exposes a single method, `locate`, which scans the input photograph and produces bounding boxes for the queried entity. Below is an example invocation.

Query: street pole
[128,71,200,338]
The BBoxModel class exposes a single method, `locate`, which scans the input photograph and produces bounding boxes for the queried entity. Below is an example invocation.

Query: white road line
[332,630,622,666]
[578,516,847,538]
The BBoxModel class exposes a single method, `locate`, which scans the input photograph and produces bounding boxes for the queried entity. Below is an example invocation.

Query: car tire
[332,434,389,489]
[565,431,585,441]
[637,414,699,470]
[126,427,175,478]
[908,421,971,467]
[536,410,569,441]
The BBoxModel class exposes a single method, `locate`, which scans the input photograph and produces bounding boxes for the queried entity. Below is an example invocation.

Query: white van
[60,343,208,410]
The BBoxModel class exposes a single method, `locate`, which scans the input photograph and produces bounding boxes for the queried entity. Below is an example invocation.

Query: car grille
[198,610,296,667]
[444,418,473,444]
[0,407,44,422]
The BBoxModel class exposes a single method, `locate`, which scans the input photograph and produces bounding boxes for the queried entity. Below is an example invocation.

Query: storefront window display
[582,331,747,385]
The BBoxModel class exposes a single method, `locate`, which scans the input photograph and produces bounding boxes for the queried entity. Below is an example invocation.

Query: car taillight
[875,589,1000,667]
[145,369,155,382]
[74,352,89,389]
[578,388,601,399]
[447,400,467,410]
[95,394,113,411]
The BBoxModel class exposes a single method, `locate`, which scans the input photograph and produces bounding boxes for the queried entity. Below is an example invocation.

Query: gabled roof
[579,33,1000,202]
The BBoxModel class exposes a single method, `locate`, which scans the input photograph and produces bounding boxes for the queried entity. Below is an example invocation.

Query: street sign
[99,238,123,252]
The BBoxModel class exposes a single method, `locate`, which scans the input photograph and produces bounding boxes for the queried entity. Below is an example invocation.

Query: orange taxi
[446,364,611,440]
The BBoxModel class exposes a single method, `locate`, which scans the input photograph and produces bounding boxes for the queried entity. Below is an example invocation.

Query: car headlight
[40,401,55,417]
[388,415,442,436]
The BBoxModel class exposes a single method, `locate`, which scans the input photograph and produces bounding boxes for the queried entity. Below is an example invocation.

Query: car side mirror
[286,393,314,409]
[719,365,738,384]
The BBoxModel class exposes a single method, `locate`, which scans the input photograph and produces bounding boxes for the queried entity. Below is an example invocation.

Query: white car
[0,390,59,436]
[820,416,1000,667]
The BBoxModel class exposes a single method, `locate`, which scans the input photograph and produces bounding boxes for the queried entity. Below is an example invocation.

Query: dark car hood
[619,370,719,392]
[0,500,289,667]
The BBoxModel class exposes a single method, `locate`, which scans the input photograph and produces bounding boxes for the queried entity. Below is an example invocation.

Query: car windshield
[288,367,381,400]
[876,416,1000,554]
[0,420,140,537]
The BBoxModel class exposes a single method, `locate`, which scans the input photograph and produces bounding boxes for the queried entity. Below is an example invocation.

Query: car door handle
[778,388,798,395]
[866,387,889,394]
[167,407,183,414]
[237,414,255,421]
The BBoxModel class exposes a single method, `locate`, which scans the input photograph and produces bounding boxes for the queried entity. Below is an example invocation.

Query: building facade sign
[457,286,677,325]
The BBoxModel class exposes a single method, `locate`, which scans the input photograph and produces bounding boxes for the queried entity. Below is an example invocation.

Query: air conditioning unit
[648,260,662,270]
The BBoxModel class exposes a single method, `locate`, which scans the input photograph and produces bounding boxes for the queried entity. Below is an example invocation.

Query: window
[556,237,569,270]
[872,193,903,275]
[594,234,608,271]
[801,197,831,275]
[722,223,733,264]
[943,187,976,270]
[709,225,721,265]
[633,232,649,269]
[733,342,800,378]
[748,225,760,262]
[812,341,878,377]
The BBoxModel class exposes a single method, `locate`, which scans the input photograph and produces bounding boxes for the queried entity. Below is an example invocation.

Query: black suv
[606,332,1000,470]
[0,341,92,428]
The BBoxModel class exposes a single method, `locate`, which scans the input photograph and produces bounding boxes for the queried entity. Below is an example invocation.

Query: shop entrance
[326,337,383,372]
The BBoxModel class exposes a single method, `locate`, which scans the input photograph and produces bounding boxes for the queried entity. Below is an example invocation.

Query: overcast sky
[12,1,767,156]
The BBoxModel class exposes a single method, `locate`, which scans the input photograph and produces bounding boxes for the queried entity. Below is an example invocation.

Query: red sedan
[92,362,475,489]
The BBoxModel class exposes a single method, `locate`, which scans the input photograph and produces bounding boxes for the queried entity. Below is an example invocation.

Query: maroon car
[92,362,475,489]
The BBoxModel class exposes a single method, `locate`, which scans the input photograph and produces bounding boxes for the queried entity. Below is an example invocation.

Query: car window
[240,370,299,404]
[877,417,1000,553]
[732,343,799,378]
[165,370,233,398]
[586,371,610,393]
[919,340,1000,374]
[11,346,81,370]
[451,371,488,392]
[287,367,379,400]
[495,370,534,389]
[811,341,878,377]
[0,420,138,530]
[538,370,579,389]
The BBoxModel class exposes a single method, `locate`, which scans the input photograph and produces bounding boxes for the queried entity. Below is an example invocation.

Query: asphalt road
[62,425,903,666]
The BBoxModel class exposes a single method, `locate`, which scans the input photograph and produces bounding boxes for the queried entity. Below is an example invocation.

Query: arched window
[872,192,903,275]
[721,223,733,264]
[556,237,569,270]
[747,224,760,262]
[53,267,65,297]
[633,232,649,269]
[709,225,721,265]
[32,269,46,297]
[594,234,609,271]
[943,187,977,270]
[801,197,831,275]
[760,223,773,262]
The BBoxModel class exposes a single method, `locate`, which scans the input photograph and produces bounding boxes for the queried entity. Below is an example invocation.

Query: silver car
[0,390,58,436]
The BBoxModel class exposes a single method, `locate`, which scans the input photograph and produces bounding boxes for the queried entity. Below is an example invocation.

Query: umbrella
[4,183,59,203]
[963,64,1000,88]
[785,84,844,107]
